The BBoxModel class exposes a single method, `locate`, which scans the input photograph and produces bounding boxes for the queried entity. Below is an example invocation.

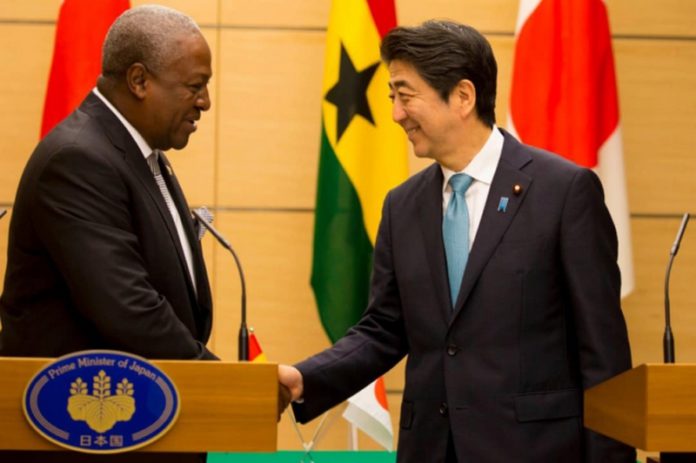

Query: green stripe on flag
[311,123,373,344]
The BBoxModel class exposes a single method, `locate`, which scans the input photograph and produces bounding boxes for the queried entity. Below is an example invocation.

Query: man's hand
[278,381,291,422]
[277,364,304,421]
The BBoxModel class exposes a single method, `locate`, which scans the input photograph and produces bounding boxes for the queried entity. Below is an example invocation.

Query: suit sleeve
[32,146,216,360]
[560,168,634,461]
[293,191,408,423]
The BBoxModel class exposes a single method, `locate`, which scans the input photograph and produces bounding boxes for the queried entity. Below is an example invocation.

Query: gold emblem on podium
[67,370,136,433]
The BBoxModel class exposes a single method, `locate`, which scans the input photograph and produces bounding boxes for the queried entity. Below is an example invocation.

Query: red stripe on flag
[41,0,129,138]
[249,332,263,361]
[374,376,389,410]
[366,0,397,39]
[509,0,618,168]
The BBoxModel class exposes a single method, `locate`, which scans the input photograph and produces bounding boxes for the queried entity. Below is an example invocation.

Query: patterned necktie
[443,173,474,307]
[147,150,197,292]
[147,151,177,223]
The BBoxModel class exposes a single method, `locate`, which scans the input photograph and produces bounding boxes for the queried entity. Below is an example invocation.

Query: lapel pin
[513,184,523,195]
[166,165,173,176]
[497,196,509,212]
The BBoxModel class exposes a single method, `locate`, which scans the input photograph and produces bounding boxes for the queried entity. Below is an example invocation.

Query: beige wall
[0,0,695,453]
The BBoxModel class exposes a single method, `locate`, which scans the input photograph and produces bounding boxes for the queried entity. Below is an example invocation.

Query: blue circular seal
[23,350,180,454]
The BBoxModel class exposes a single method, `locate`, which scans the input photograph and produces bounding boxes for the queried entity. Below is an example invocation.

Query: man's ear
[126,63,148,100]
[452,79,477,118]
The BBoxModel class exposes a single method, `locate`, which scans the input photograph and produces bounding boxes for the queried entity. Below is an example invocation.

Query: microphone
[663,212,690,363]
[0,209,6,219]
[191,208,249,362]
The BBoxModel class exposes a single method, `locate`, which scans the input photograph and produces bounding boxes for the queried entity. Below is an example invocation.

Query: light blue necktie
[443,173,474,307]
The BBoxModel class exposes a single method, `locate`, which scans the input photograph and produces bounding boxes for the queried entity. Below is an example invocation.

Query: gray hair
[102,5,201,78]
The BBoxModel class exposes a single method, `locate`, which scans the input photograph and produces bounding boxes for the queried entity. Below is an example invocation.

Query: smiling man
[0,6,214,462]
[279,20,635,462]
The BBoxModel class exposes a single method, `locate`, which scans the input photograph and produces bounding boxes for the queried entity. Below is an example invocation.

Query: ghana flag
[311,0,407,344]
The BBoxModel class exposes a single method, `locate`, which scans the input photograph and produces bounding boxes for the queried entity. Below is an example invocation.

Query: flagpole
[348,423,359,450]
[288,409,336,457]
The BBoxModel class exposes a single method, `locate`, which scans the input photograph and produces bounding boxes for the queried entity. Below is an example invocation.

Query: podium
[0,357,277,452]
[585,363,696,458]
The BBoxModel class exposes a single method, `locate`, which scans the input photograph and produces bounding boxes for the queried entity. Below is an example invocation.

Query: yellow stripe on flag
[321,0,408,245]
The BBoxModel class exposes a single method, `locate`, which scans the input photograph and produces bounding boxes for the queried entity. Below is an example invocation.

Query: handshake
[276,364,303,421]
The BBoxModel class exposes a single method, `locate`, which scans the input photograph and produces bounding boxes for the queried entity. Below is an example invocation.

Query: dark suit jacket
[294,129,635,463]
[0,92,214,359]
[0,93,213,460]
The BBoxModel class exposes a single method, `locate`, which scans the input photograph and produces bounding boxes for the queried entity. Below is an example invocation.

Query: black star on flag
[324,43,380,142]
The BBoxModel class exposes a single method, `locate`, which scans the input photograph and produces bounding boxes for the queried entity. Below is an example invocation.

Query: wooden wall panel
[209,211,324,360]
[399,0,517,30]
[220,0,329,29]
[0,24,54,202]
[203,208,407,379]
[607,0,696,38]
[616,39,696,215]
[216,29,325,209]
[0,1,58,21]
[0,1,218,25]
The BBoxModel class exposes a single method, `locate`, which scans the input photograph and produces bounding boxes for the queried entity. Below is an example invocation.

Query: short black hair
[381,20,497,127]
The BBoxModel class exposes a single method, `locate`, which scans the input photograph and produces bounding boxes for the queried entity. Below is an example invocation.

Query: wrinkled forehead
[164,33,212,74]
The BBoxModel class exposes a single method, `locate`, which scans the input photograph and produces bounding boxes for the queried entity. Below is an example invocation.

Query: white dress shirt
[441,127,504,250]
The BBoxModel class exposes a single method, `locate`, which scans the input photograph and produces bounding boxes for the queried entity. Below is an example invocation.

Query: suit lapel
[127,153,192,288]
[84,94,207,318]
[84,94,184,259]
[124,146,211,334]
[158,153,213,318]
[415,165,453,322]
[451,131,533,318]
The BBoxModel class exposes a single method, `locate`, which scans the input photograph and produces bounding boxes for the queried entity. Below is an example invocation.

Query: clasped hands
[276,364,303,421]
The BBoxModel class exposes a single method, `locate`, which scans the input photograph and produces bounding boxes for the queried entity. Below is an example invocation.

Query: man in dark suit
[0,5,214,462]
[279,21,635,462]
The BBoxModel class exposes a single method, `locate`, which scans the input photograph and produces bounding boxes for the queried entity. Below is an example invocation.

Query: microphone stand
[0,209,6,220]
[663,213,690,363]
[191,209,249,361]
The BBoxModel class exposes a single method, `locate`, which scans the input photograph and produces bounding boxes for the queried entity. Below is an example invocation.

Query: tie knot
[449,174,473,194]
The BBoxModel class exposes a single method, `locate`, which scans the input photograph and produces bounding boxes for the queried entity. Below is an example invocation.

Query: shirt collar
[441,126,504,192]
[92,87,153,160]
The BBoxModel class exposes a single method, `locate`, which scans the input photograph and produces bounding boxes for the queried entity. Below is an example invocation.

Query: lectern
[585,364,696,460]
[0,357,277,453]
